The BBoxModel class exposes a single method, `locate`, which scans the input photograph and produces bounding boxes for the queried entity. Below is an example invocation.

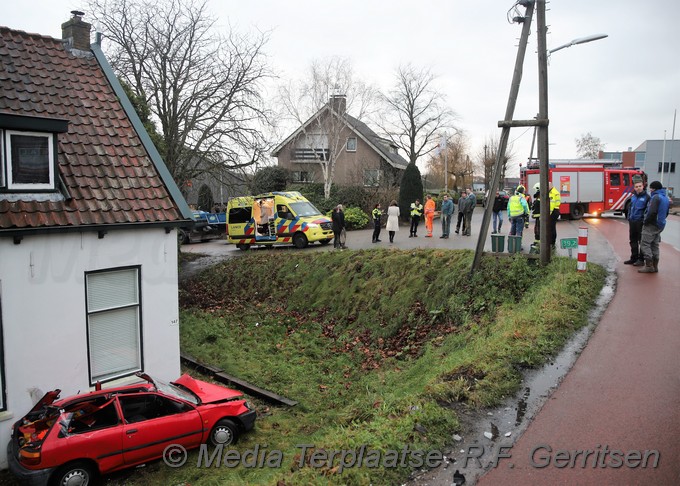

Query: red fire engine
[520,160,646,220]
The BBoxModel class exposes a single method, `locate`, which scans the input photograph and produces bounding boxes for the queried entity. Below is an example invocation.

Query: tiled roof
[345,114,409,169]
[0,27,184,230]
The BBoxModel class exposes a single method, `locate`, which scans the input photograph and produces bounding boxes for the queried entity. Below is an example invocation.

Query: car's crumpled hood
[173,374,242,404]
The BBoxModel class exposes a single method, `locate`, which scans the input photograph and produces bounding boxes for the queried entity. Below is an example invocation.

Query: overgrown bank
[158,250,606,485]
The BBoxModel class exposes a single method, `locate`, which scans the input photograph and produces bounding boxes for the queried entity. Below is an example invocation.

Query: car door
[119,393,203,466]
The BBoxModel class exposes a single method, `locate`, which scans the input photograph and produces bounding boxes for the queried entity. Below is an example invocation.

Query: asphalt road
[180,212,642,271]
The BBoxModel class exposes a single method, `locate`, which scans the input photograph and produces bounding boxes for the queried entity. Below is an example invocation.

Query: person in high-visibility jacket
[548,182,561,248]
[371,203,383,243]
[424,194,436,237]
[507,185,530,237]
[409,199,423,237]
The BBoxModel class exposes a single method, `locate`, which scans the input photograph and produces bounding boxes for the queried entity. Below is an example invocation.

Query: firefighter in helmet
[548,181,562,249]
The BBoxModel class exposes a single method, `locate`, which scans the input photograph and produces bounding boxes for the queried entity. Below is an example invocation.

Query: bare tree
[425,133,470,193]
[575,132,605,159]
[89,0,273,191]
[278,57,376,199]
[376,64,457,165]
[476,135,514,190]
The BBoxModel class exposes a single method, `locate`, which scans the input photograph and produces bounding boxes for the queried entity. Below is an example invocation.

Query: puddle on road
[409,268,617,486]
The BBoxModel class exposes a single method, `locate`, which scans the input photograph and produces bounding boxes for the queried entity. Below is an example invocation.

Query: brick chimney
[330,94,347,114]
[61,11,91,51]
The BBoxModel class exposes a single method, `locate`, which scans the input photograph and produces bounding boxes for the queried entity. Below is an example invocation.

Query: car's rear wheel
[209,419,239,446]
[319,239,331,245]
[51,461,95,486]
[293,232,308,249]
[178,229,190,245]
[236,243,251,251]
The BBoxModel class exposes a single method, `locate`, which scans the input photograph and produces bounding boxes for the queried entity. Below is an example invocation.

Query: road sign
[560,238,578,249]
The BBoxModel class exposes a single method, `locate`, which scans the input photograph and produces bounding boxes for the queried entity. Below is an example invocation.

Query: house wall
[0,228,181,468]
[277,125,384,186]
[639,140,679,198]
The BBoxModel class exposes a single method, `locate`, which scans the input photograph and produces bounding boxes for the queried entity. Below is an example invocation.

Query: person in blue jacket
[623,178,650,266]
[638,181,670,274]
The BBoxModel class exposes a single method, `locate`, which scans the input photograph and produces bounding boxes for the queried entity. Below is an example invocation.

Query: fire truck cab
[521,160,646,220]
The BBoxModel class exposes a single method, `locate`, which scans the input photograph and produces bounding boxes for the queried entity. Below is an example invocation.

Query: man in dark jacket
[638,181,670,273]
[332,204,346,249]
[492,191,508,234]
[624,179,650,265]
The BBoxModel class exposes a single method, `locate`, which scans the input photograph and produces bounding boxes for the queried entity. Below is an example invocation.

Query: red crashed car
[8,373,256,485]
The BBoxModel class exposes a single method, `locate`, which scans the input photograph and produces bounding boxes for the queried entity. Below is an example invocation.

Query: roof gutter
[90,40,194,221]
[0,220,189,242]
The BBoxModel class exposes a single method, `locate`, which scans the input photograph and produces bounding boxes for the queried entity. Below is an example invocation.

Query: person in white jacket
[385,200,400,243]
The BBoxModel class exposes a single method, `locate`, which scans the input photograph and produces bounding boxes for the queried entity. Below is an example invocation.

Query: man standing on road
[548,181,561,249]
[440,194,454,238]
[424,194,436,237]
[463,189,476,236]
[624,178,650,266]
[508,185,530,237]
[492,190,507,234]
[371,203,383,243]
[409,199,423,237]
[455,192,466,234]
[638,181,670,274]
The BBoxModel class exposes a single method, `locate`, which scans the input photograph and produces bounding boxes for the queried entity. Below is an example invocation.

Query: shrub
[398,163,424,221]
[344,207,370,230]
[250,166,291,194]
[326,207,370,230]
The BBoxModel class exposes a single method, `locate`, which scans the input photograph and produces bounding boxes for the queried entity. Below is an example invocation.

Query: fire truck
[520,160,646,220]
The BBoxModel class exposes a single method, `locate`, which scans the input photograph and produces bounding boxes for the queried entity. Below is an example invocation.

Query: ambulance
[226,191,334,250]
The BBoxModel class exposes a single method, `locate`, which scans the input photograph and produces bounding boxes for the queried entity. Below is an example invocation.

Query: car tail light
[19,447,41,466]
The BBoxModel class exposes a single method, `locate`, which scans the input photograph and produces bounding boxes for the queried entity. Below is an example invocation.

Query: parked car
[178,210,225,244]
[8,373,256,485]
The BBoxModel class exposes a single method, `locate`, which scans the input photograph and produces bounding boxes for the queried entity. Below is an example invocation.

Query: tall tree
[376,64,457,165]
[278,57,376,199]
[89,0,273,191]
[398,163,424,222]
[575,132,605,159]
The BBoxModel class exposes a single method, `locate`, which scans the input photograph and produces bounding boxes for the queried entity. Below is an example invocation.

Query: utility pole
[537,0,551,265]
[471,0,538,273]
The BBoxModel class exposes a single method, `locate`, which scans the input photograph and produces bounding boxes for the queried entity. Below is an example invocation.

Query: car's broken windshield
[153,377,198,405]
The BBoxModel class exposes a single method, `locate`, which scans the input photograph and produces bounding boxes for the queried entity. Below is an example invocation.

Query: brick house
[0,14,192,467]
[272,95,408,188]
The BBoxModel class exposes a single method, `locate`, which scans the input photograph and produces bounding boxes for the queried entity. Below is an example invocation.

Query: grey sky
[5,1,679,177]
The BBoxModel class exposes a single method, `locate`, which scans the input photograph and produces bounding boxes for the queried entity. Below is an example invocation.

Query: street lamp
[548,34,608,55]
[539,30,607,265]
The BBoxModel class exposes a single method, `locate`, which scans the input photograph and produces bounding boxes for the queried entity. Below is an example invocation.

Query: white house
[0,15,192,467]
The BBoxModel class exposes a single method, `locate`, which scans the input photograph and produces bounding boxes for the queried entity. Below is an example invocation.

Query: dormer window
[0,114,67,192]
[4,131,55,190]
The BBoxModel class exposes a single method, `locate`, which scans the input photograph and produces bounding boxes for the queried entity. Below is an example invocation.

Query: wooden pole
[537,0,551,265]
[471,0,535,273]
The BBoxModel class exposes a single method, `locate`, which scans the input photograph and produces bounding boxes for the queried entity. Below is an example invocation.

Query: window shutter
[86,268,141,382]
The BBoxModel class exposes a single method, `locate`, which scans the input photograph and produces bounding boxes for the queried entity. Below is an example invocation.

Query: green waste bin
[508,235,523,253]
[491,234,505,252]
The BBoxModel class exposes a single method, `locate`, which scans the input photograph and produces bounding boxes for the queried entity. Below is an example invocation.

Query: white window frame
[86,267,143,384]
[4,130,55,190]
[346,137,357,152]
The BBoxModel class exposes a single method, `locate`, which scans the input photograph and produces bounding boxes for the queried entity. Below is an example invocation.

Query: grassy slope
[151,249,605,485]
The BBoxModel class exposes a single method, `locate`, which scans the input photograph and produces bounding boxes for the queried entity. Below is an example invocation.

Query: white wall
[0,227,181,468]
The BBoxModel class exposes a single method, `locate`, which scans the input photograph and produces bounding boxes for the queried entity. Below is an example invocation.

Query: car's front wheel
[51,461,95,486]
[209,419,239,446]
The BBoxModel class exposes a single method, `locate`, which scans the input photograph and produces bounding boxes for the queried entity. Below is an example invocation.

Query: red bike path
[478,219,680,485]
